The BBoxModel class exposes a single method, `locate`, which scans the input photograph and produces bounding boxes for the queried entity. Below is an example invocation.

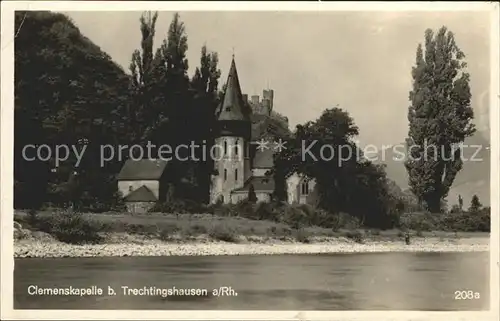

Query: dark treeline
[14,11,490,232]
[15,11,222,210]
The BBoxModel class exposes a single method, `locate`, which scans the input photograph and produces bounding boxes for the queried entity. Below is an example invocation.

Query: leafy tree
[405,26,475,213]
[468,194,482,213]
[273,107,402,229]
[159,12,190,145]
[128,11,165,147]
[190,45,221,202]
[155,13,194,199]
[271,154,288,203]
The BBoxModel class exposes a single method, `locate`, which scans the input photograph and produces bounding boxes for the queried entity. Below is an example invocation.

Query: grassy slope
[14,211,488,245]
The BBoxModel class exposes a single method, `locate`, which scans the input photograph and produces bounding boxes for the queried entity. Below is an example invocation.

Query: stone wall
[286,173,318,205]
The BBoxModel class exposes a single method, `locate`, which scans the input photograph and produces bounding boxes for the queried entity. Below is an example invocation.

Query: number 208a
[454,290,480,300]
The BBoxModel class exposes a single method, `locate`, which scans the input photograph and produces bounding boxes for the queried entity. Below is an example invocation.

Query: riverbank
[13,210,490,258]
[14,234,489,258]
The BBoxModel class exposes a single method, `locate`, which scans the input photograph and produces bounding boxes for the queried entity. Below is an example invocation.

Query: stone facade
[286,173,318,205]
[125,201,155,214]
[210,136,250,204]
[210,57,316,207]
[210,57,274,204]
[117,160,168,213]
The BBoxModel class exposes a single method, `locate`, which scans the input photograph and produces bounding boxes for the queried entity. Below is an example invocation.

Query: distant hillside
[14,11,131,209]
[376,131,490,207]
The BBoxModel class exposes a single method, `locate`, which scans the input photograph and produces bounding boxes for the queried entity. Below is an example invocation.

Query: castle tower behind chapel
[210,57,251,204]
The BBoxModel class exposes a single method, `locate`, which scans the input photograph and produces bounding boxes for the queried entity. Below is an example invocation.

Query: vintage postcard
[1,1,499,320]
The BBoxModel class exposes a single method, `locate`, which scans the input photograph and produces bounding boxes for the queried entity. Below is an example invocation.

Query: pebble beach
[14,235,490,258]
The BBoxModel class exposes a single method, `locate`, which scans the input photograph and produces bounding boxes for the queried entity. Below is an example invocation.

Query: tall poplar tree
[191,45,221,202]
[156,13,194,199]
[405,26,475,213]
[128,11,162,147]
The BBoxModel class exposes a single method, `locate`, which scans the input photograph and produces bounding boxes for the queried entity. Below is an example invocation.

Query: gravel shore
[14,236,489,258]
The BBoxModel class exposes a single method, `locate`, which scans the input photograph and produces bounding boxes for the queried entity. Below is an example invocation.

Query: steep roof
[117,159,168,180]
[233,176,275,193]
[253,148,274,169]
[124,185,158,202]
[215,58,250,122]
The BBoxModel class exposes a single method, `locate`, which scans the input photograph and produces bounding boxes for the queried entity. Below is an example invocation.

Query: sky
[62,10,491,147]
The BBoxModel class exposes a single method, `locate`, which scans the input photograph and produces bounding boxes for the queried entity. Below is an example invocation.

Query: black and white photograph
[1,1,499,320]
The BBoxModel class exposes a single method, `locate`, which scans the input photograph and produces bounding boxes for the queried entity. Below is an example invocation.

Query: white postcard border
[1,2,499,320]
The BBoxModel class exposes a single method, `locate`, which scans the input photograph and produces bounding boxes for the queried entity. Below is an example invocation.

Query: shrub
[296,205,335,228]
[209,224,238,242]
[442,209,490,232]
[27,209,38,226]
[282,227,292,236]
[399,209,491,232]
[294,228,311,243]
[189,224,208,235]
[48,210,104,244]
[255,202,278,221]
[278,205,307,229]
[399,212,436,231]
[158,223,181,241]
[365,229,381,236]
[344,230,364,244]
[158,224,180,241]
[212,203,233,217]
[234,199,256,218]
[151,199,205,214]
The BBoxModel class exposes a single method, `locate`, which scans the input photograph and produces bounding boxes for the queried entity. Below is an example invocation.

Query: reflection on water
[14,252,489,310]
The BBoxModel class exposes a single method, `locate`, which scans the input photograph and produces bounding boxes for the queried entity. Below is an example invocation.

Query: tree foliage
[14,11,221,210]
[405,26,475,213]
[468,194,482,213]
[273,108,403,229]
[14,11,130,210]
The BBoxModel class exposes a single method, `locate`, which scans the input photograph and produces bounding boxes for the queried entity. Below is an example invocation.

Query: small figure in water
[405,232,411,245]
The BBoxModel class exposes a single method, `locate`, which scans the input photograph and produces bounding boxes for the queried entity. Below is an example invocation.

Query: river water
[14,252,489,310]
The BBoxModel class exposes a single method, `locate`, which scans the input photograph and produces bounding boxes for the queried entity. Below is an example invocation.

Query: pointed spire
[216,56,249,122]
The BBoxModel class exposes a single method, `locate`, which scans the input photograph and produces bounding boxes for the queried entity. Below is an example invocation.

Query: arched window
[235,139,239,156]
[224,169,227,181]
[235,169,238,182]
[224,140,227,156]
[301,181,309,195]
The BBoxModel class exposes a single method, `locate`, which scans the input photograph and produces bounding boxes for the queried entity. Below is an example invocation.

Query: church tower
[210,57,252,204]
